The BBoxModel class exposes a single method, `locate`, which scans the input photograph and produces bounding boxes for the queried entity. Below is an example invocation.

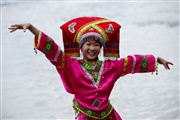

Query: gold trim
[121,57,128,76]
[74,19,111,43]
[92,25,109,43]
[34,32,41,49]
[74,105,113,119]
[37,32,42,48]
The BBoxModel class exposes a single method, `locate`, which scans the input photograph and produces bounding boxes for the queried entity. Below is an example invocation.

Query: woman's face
[81,40,102,61]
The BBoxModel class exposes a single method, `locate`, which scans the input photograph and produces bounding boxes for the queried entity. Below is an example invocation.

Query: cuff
[34,32,42,54]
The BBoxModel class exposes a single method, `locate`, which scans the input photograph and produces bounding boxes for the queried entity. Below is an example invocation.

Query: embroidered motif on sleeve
[44,39,53,55]
[140,55,148,72]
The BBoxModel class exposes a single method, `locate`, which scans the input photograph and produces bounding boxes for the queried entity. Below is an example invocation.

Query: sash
[73,100,113,119]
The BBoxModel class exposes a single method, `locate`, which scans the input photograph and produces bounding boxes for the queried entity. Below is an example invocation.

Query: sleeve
[116,54,157,78]
[34,32,65,69]
[34,32,75,94]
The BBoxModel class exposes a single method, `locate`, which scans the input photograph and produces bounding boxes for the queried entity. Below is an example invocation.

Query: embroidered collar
[78,60,104,87]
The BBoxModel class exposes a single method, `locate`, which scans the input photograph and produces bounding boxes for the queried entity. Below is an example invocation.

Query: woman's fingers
[10,24,22,29]
[9,24,25,32]
[164,61,173,70]
[8,27,17,32]
[168,62,174,65]
[165,63,170,70]
[8,27,15,30]
[164,63,168,70]
[8,26,17,29]
[9,24,23,29]
[10,28,17,32]
[167,62,174,70]
[11,24,19,27]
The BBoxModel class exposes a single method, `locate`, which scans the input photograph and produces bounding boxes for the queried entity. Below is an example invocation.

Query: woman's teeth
[88,52,96,55]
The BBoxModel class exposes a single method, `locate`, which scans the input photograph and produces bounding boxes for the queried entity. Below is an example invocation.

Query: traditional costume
[34,17,157,120]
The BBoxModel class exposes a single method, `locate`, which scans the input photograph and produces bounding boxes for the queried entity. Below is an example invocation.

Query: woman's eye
[86,43,91,46]
[94,43,100,46]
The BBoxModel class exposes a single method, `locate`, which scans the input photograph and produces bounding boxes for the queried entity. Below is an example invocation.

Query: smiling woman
[8,16,173,120]
[81,39,102,62]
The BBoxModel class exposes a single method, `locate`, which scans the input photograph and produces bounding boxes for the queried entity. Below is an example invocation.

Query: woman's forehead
[84,40,100,44]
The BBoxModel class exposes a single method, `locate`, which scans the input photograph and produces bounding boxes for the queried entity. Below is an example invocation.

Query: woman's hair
[79,32,105,48]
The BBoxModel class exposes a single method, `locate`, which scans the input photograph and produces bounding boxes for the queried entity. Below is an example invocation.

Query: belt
[73,100,113,119]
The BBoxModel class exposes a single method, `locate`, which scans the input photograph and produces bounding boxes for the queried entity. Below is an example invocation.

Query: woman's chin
[85,56,98,61]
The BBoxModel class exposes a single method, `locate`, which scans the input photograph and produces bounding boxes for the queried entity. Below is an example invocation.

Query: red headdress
[60,16,121,58]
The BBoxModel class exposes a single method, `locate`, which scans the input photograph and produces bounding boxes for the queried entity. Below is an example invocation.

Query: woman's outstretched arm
[8,23,39,36]
[8,23,67,68]
[114,55,174,78]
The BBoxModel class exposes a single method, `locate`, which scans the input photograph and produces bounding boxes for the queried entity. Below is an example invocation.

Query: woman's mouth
[88,52,97,56]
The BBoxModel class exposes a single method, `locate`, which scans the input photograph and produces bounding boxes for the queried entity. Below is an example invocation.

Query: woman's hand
[8,23,31,33]
[157,57,173,70]
[8,23,40,36]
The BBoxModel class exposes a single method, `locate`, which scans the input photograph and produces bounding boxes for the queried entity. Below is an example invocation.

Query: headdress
[60,16,121,58]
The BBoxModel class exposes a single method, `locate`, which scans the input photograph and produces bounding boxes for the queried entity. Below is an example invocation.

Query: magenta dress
[34,32,156,120]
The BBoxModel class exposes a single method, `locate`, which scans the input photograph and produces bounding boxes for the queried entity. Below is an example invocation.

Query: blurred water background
[1,0,179,120]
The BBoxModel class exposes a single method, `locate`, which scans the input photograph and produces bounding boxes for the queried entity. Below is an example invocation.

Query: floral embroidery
[105,24,114,33]
[44,39,53,55]
[141,55,148,72]
[79,60,102,82]
[79,60,104,88]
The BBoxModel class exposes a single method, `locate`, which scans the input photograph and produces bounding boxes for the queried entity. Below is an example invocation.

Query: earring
[80,50,83,59]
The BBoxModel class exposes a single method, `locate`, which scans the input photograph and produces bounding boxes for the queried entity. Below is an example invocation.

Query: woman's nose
[89,45,95,50]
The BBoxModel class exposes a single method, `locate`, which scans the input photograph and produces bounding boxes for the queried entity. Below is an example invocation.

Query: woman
[9,17,173,120]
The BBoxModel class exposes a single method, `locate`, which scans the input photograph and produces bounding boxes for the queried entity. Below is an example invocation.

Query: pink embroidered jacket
[34,32,156,112]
